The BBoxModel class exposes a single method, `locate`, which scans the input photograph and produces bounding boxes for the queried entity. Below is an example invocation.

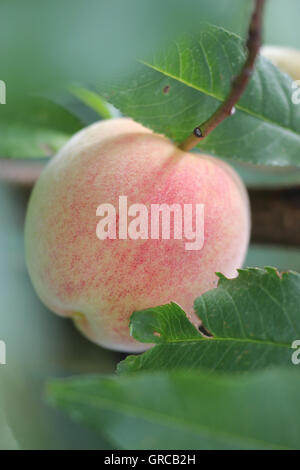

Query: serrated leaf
[118,268,300,374]
[47,369,300,450]
[0,97,83,159]
[98,24,300,167]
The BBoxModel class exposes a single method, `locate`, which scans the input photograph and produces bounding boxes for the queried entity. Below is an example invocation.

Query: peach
[25,118,250,352]
[261,46,300,80]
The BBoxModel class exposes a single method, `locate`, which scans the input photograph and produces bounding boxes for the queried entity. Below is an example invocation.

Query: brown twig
[179,0,266,152]
[250,188,300,247]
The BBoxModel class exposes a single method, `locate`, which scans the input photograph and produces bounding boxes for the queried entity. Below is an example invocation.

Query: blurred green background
[1,0,299,97]
[1,0,300,450]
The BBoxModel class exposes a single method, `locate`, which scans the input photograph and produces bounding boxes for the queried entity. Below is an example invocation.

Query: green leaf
[98,24,300,167]
[0,97,83,159]
[118,268,300,374]
[69,86,112,120]
[47,369,300,450]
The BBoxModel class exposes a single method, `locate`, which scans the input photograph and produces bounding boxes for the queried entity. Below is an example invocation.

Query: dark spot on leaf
[163,85,170,94]
[198,324,213,338]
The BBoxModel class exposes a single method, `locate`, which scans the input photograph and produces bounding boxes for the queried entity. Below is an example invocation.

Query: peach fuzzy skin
[25,118,250,352]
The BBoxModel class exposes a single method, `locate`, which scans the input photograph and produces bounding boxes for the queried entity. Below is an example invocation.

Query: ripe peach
[25,118,250,352]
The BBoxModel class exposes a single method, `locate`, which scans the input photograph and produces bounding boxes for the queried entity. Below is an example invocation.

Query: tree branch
[179,0,266,152]
[250,188,300,247]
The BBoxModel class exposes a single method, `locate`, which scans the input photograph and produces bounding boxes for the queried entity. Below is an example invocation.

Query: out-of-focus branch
[250,188,300,246]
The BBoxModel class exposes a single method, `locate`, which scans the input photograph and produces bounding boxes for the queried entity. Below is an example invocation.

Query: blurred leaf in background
[0,88,118,160]
[0,97,83,158]
[69,86,112,121]
[47,368,300,450]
